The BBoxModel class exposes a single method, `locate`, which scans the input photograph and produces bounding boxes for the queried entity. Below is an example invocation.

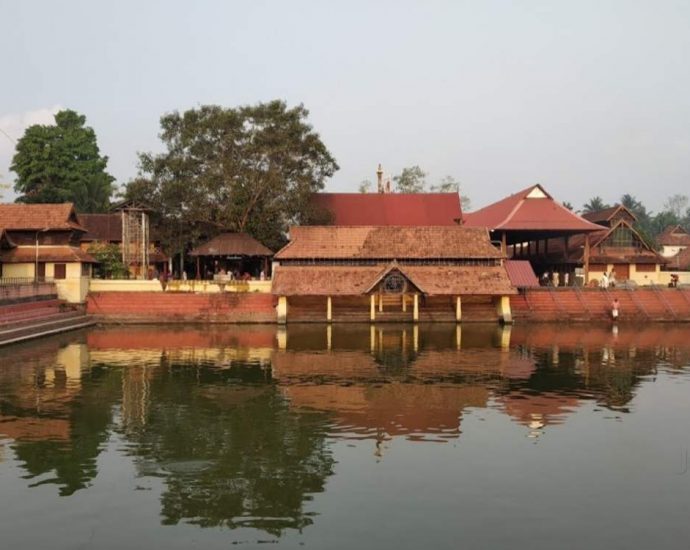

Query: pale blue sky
[1,0,689,212]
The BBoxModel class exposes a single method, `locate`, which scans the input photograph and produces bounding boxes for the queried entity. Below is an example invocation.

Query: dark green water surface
[1,323,690,549]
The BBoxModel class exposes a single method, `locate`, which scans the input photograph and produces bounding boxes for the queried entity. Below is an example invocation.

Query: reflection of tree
[128,361,335,536]
[10,365,120,496]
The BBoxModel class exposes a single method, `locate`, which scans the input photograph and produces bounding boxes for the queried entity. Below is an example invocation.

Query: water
[1,323,690,549]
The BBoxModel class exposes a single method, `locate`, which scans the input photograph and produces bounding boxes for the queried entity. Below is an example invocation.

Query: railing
[0,277,55,286]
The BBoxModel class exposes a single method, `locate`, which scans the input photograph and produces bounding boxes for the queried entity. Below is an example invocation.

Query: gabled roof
[310,193,462,226]
[545,219,665,265]
[0,228,15,249]
[657,225,690,247]
[463,184,602,233]
[79,213,122,242]
[271,264,516,296]
[189,232,273,257]
[581,204,637,225]
[0,203,85,232]
[275,226,503,260]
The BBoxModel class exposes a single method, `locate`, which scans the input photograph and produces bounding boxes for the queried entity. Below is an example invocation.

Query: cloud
[0,105,63,199]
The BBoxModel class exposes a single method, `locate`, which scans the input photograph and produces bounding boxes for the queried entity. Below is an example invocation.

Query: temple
[272,225,515,324]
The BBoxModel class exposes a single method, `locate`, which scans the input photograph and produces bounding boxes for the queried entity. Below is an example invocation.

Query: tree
[663,194,688,220]
[582,196,609,214]
[0,174,9,201]
[87,242,128,279]
[10,110,114,212]
[358,179,372,193]
[430,175,459,193]
[393,165,426,193]
[562,201,574,211]
[125,101,339,253]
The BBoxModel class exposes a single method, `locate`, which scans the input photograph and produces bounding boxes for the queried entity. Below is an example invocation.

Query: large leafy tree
[393,165,427,193]
[126,101,338,253]
[582,196,609,214]
[10,110,114,212]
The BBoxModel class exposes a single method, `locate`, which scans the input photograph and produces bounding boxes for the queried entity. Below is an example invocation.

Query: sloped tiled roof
[311,193,462,226]
[79,213,122,242]
[272,264,516,296]
[0,203,85,231]
[657,225,690,247]
[189,232,273,257]
[505,260,540,288]
[581,204,637,225]
[0,246,97,263]
[665,247,690,271]
[463,184,602,232]
[275,226,502,260]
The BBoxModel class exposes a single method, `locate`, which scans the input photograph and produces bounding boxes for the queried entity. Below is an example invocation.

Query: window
[608,226,636,248]
[54,264,67,279]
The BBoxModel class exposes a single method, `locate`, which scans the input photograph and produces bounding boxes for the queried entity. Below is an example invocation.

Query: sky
[1,0,689,212]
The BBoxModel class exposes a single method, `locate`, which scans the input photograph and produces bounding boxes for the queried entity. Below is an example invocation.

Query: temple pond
[1,323,690,549]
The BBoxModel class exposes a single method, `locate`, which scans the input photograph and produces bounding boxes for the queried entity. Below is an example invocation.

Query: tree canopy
[125,101,338,253]
[393,165,427,193]
[10,110,114,212]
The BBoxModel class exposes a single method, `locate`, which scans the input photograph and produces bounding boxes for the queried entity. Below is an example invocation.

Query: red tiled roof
[657,225,690,247]
[463,184,602,232]
[275,226,503,260]
[189,233,273,257]
[311,193,462,226]
[0,246,97,263]
[272,264,516,296]
[505,260,540,288]
[79,213,122,242]
[0,203,85,231]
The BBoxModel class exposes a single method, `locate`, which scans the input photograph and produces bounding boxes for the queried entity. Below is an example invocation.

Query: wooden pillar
[495,295,513,324]
[370,294,376,322]
[584,234,591,284]
[413,324,419,352]
[196,257,201,280]
[413,293,419,322]
[277,296,288,324]
[402,293,407,312]
[378,293,383,313]
[277,328,287,350]
[499,324,512,349]
[455,296,462,322]
[501,232,507,255]
[326,296,332,322]
[544,239,549,255]
[326,324,332,351]
[370,325,375,353]
[455,325,461,350]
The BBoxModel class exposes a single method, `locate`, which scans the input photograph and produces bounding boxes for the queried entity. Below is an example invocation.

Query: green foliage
[125,101,338,253]
[393,165,426,193]
[358,179,372,193]
[88,242,128,279]
[430,175,459,193]
[10,110,115,212]
[582,196,609,213]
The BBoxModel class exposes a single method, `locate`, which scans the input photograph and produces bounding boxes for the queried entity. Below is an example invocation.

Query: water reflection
[1,323,690,540]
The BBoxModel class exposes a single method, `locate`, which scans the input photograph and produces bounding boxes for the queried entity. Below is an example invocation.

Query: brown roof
[275,226,503,260]
[311,192,462,226]
[463,184,602,233]
[0,228,15,249]
[0,246,97,263]
[0,203,85,231]
[581,204,637,225]
[657,225,690,247]
[79,213,122,242]
[272,263,516,296]
[189,232,273,257]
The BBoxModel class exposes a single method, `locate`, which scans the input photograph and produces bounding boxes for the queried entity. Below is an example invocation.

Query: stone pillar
[455,296,462,322]
[402,294,407,312]
[370,294,376,322]
[495,295,512,324]
[326,296,332,322]
[277,296,288,324]
[413,293,419,322]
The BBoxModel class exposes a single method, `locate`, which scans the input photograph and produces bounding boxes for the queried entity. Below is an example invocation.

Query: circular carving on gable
[383,273,405,293]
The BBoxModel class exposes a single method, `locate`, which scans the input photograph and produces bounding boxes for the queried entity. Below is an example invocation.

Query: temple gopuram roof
[190,233,273,257]
[462,184,601,242]
[276,226,502,260]
[310,193,462,226]
[0,203,85,232]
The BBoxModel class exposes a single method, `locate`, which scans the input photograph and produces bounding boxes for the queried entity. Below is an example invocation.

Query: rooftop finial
[376,163,384,193]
